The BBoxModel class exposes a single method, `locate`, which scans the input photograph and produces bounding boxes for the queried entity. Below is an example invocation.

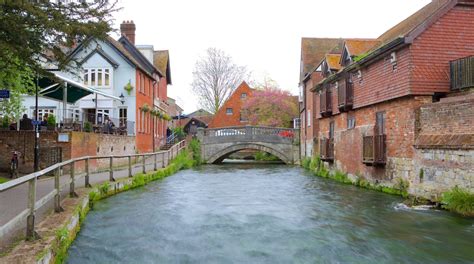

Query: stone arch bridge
[197,126,300,164]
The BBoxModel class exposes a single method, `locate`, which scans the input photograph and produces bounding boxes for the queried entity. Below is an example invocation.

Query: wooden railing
[201,126,298,144]
[0,140,187,241]
[337,78,353,112]
[362,135,386,166]
[320,88,332,117]
[450,56,474,90]
[320,137,334,161]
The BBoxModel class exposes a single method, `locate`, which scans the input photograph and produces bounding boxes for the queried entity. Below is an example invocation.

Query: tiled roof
[377,0,451,45]
[153,50,169,77]
[326,54,342,71]
[344,39,380,57]
[300,38,343,81]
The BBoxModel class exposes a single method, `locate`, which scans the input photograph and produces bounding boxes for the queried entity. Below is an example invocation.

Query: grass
[302,155,409,198]
[441,186,474,217]
[0,177,9,184]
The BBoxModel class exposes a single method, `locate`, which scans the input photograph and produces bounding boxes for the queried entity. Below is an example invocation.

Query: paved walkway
[0,155,169,227]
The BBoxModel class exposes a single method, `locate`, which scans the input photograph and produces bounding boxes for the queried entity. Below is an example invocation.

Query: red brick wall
[208,82,253,128]
[410,5,474,94]
[317,96,431,179]
[136,70,154,153]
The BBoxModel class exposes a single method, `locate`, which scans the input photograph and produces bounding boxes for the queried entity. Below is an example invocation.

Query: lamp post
[34,74,39,172]
[119,93,125,104]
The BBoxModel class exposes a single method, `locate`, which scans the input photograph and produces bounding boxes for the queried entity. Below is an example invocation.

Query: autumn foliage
[243,87,298,128]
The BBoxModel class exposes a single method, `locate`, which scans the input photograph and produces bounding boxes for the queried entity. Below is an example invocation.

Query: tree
[0,0,118,91]
[243,86,298,128]
[192,48,248,114]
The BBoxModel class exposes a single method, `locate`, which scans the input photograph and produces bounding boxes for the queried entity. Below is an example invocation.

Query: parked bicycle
[10,151,20,179]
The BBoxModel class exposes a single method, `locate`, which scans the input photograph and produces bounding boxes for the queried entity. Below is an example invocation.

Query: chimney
[120,20,136,45]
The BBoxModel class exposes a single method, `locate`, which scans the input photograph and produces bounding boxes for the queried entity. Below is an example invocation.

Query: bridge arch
[207,143,292,164]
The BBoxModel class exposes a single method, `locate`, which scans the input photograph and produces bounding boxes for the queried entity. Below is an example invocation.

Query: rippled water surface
[67,163,474,263]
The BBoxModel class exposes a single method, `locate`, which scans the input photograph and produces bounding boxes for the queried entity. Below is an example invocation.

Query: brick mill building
[208,82,254,128]
[299,0,474,199]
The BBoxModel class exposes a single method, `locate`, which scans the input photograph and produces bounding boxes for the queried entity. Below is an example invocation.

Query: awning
[38,72,122,104]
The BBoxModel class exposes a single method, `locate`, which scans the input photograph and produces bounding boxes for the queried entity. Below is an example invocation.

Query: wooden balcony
[450,56,474,90]
[320,137,334,162]
[362,135,386,166]
[337,78,353,112]
[320,88,332,117]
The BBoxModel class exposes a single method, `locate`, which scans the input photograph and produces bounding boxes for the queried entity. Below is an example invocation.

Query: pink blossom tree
[243,87,298,128]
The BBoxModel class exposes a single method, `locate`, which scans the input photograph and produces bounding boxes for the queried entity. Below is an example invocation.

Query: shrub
[83,121,92,132]
[172,127,186,138]
[98,182,110,196]
[47,114,56,126]
[1,116,9,128]
[301,157,311,169]
[442,186,474,217]
[189,138,202,165]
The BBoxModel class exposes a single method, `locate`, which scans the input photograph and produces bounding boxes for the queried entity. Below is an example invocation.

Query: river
[67,163,474,263]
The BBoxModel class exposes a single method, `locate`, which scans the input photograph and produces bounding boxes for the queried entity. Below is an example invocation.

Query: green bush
[301,157,311,169]
[254,151,280,161]
[442,187,474,217]
[172,127,186,138]
[83,121,92,132]
[98,182,110,196]
[189,138,202,165]
[1,116,9,128]
[47,114,56,126]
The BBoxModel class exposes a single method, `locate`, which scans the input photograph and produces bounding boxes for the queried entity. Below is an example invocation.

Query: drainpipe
[152,79,157,152]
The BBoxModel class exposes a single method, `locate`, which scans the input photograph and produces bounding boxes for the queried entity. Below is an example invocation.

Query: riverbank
[0,150,195,264]
[301,156,474,217]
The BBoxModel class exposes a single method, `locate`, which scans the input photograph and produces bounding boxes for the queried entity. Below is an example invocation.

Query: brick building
[208,82,254,128]
[301,0,474,198]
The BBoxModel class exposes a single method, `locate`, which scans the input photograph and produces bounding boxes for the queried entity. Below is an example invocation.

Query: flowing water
[67,163,474,263]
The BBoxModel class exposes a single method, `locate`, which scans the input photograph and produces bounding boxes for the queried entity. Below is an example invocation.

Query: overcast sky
[112,0,430,113]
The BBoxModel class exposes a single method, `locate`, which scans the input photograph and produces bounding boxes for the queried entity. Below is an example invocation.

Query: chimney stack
[120,20,136,45]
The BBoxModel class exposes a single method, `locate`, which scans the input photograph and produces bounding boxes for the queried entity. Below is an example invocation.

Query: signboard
[0,90,10,99]
[32,120,42,126]
[58,133,70,142]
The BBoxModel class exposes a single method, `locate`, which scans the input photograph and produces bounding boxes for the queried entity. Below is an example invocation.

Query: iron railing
[362,135,386,165]
[337,77,353,112]
[450,56,474,90]
[320,88,332,117]
[0,140,186,242]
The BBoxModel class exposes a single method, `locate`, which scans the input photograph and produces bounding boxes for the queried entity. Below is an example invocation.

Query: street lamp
[119,93,125,104]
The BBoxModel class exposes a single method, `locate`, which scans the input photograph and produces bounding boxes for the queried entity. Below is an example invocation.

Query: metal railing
[450,56,474,90]
[200,126,298,145]
[0,140,186,241]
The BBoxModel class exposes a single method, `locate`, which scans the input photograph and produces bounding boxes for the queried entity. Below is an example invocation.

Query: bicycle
[10,151,20,179]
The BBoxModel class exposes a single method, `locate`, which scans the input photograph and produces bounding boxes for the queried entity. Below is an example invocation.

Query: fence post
[142,154,146,174]
[154,153,157,171]
[54,167,63,213]
[70,161,78,197]
[128,156,132,177]
[108,157,115,181]
[26,178,38,240]
[162,152,166,168]
[85,158,91,188]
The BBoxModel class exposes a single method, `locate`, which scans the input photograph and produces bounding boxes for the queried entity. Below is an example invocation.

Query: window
[293,118,301,129]
[119,108,127,127]
[329,121,335,139]
[347,116,355,129]
[241,93,247,99]
[307,111,311,127]
[97,109,110,124]
[226,108,233,115]
[33,108,55,121]
[83,68,111,88]
[376,112,386,135]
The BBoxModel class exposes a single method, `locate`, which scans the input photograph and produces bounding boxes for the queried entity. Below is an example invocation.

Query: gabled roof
[153,50,172,85]
[300,38,343,82]
[78,47,119,68]
[188,109,213,118]
[326,54,342,71]
[118,36,164,78]
[344,39,380,57]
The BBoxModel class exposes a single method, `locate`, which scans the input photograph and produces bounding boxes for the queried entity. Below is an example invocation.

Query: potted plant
[47,114,56,131]
[124,81,134,95]
[142,104,150,113]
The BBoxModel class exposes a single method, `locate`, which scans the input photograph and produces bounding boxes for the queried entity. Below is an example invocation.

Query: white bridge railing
[200,126,298,144]
[0,140,186,242]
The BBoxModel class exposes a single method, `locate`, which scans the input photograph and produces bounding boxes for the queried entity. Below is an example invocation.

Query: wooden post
[109,157,115,182]
[154,153,157,171]
[162,152,166,168]
[128,156,132,177]
[54,167,63,212]
[142,154,146,174]
[26,178,37,240]
[85,158,91,188]
[70,161,78,197]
